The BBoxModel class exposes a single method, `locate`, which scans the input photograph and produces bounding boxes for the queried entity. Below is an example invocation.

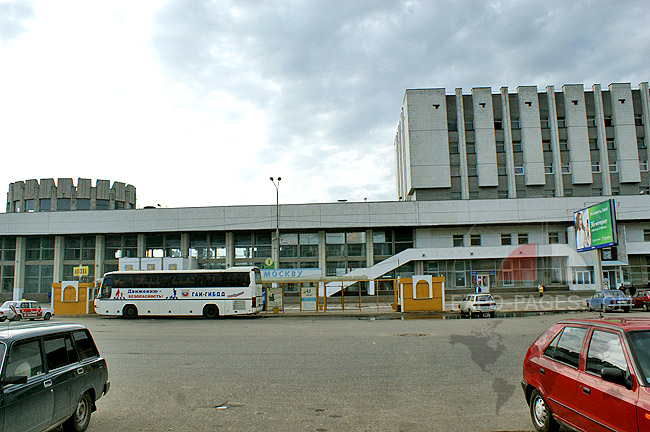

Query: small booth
[394,275,445,313]
[51,281,97,315]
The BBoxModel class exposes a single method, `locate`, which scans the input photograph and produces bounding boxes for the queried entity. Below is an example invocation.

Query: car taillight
[252,297,257,308]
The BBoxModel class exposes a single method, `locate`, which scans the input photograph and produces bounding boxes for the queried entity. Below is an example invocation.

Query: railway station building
[1,82,650,302]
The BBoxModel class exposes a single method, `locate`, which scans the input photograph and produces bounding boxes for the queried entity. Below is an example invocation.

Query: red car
[522,318,650,432]
[632,290,650,311]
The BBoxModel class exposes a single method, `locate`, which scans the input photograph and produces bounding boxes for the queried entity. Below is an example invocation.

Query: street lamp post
[270,177,281,269]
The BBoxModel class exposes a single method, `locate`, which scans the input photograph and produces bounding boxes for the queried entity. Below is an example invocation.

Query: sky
[1,0,649,209]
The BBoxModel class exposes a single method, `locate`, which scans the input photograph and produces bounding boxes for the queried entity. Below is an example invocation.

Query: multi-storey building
[0,83,649,303]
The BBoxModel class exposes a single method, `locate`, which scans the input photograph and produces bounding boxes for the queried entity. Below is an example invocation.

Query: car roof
[0,323,87,343]
[556,317,650,332]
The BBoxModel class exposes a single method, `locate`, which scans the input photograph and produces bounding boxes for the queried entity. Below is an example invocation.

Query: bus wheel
[203,304,219,319]
[123,305,138,319]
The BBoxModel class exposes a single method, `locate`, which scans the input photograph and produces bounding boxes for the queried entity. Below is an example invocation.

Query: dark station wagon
[0,323,110,432]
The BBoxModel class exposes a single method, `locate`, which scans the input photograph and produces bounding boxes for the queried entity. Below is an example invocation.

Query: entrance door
[477,274,490,293]
[602,269,622,290]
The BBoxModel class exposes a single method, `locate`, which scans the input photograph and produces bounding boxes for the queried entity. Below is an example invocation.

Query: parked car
[0,300,54,322]
[0,322,110,432]
[586,289,632,312]
[458,293,497,317]
[631,289,650,311]
[522,317,650,432]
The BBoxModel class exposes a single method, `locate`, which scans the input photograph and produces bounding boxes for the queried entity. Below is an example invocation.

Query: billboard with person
[573,199,617,252]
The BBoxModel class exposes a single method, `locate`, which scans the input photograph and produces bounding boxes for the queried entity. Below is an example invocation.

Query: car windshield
[603,291,623,298]
[628,331,650,385]
[0,302,17,308]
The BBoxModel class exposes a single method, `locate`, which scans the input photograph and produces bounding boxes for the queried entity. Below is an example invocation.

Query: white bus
[94,267,264,318]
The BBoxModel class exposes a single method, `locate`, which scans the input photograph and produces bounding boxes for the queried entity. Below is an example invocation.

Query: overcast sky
[1,0,648,209]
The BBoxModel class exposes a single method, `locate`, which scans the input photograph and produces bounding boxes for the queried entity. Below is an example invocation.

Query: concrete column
[318,230,326,278]
[609,83,641,183]
[180,233,189,258]
[546,86,564,196]
[225,232,234,268]
[13,237,26,301]
[53,236,64,283]
[95,235,104,280]
[366,229,373,268]
[640,82,650,151]
[455,88,469,199]
[593,84,612,195]
[137,234,146,258]
[500,87,517,197]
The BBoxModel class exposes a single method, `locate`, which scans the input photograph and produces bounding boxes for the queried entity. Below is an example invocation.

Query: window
[346,232,366,257]
[465,121,473,131]
[280,233,298,258]
[39,198,51,211]
[557,118,566,128]
[498,190,508,199]
[592,162,601,173]
[453,235,464,247]
[449,144,459,154]
[635,116,643,126]
[373,231,393,257]
[543,326,587,368]
[96,199,109,210]
[641,161,649,172]
[494,120,503,130]
[510,119,520,129]
[513,142,522,152]
[589,139,598,150]
[585,330,627,376]
[542,141,551,152]
[76,199,90,210]
[639,140,647,149]
[540,118,549,129]
[64,236,95,261]
[448,122,457,131]
[57,198,71,211]
[467,166,477,176]
[470,234,481,246]
[518,233,529,245]
[24,199,34,212]
[561,163,570,174]
[466,144,475,154]
[25,236,55,261]
[5,340,44,379]
[607,140,616,150]
[73,330,99,360]
[548,232,559,244]
[496,142,505,153]
[1,237,16,262]
[609,162,618,173]
[514,165,524,175]
[545,165,553,175]
[501,234,512,245]
[587,116,596,127]
[559,140,568,151]
[106,235,138,260]
[604,117,613,127]
[299,233,319,258]
[44,334,78,370]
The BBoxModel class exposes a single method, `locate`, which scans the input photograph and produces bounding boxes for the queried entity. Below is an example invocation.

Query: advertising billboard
[573,199,618,252]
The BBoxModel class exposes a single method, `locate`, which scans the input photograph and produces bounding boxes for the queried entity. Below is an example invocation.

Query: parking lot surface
[47,310,643,431]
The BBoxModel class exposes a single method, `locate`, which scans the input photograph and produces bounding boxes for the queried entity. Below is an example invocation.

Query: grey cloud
[0,1,34,41]
[152,0,649,202]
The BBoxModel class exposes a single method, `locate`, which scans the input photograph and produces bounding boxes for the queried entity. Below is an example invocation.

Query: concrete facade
[6,178,136,213]
[396,83,650,201]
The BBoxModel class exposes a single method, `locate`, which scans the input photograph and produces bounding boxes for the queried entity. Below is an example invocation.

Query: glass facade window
[373,231,393,257]
[254,233,272,259]
[280,233,298,258]
[234,232,253,259]
[518,233,529,245]
[146,234,180,258]
[57,198,71,211]
[453,235,464,247]
[1,265,14,293]
[299,233,319,258]
[96,199,110,210]
[326,233,345,257]
[209,233,226,259]
[76,199,90,210]
[24,264,53,293]
[501,234,512,246]
[24,199,34,212]
[105,234,137,260]
[470,235,481,246]
[64,236,95,261]
[1,237,16,262]
[39,198,51,211]
[25,237,55,261]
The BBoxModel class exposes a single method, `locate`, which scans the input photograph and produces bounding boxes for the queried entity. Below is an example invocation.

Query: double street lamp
[270,177,281,269]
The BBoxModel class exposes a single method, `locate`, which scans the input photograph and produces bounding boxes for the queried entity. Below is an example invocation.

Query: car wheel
[63,391,92,432]
[587,302,592,311]
[123,305,138,319]
[12,314,21,321]
[44,312,51,320]
[0,317,4,322]
[529,389,560,432]
[490,311,496,318]
[645,304,649,312]
[623,306,630,313]
[203,304,219,319]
